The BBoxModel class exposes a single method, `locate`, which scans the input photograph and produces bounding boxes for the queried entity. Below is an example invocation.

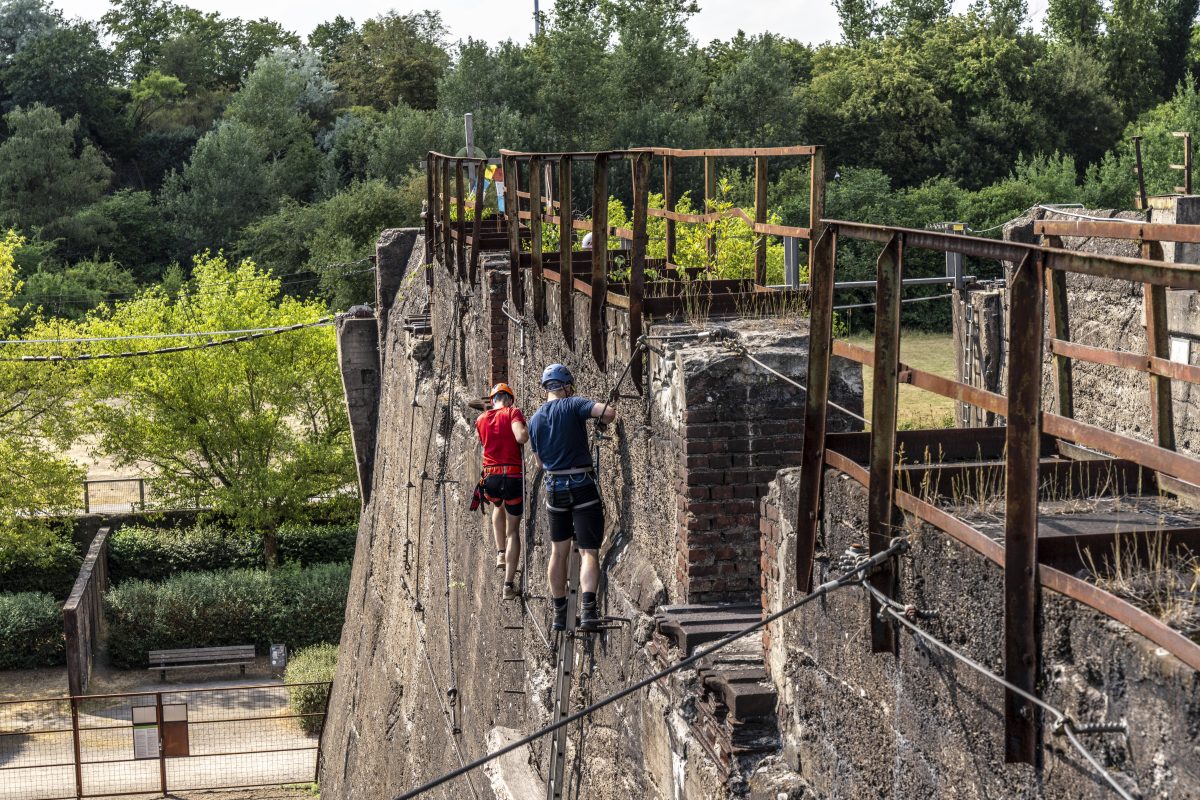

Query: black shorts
[545,476,604,550]
[482,475,524,517]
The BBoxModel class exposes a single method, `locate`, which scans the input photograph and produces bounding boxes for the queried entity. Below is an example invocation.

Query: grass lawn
[848,330,958,429]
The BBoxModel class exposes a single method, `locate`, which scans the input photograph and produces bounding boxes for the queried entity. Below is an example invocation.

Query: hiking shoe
[579,606,601,631]
[495,551,505,568]
[551,604,567,631]
[503,582,519,600]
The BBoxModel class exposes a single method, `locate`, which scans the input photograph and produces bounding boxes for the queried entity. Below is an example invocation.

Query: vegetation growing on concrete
[286,643,338,734]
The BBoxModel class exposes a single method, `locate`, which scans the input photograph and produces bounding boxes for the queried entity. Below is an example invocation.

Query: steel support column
[470,160,484,285]
[558,156,574,349]
[455,159,466,281]
[663,155,676,265]
[754,155,768,284]
[590,154,609,369]
[1142,240,1176,451]
[530,155,545,325]
[630,152,650,392]
[1044,235,1073,419]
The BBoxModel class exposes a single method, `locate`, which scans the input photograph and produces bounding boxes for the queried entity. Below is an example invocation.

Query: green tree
[17,259,138,319]
[326,11,449,110]
[72,253,354,558]
[1045,0,1103,44]
[0,104,112,234]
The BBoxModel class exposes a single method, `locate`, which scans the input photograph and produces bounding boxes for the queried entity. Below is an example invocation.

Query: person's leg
[575,495,605,629]
[547,538,572,598]
[491,503,506,567]
[503,510,521,586]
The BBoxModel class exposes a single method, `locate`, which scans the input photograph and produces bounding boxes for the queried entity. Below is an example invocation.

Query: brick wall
[485,263,509,386]
[759,491,782,657]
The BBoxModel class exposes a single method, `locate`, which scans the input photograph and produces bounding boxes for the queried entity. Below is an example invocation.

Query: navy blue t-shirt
[528,396,596,472]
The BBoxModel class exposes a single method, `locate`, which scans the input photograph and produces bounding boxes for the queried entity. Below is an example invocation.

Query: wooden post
[704,155,717,265]
[754,156,768,285]
[559,156,574,349]
[808,147,827,286]
[1143,240,1175,450]
[470,160,484,285]
[795,226,838,592]
[424,153,434,266]
[1004,251,1044,765]
[663,155,676,265]
[530,155,545,326]
[1044,235,1073,419]
[455,159,466,281]
[590,154,609,369]
[867,233,902,654]
[630,152,651,393]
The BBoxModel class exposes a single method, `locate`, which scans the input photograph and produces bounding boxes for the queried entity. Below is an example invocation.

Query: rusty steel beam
[508,157,525,312]
[630,152,651,393]
[455,159,466,281]
[1142,241,1175,451]
[1043,235,1074,419]
[809,147,826,283]
[754,156,768,285]
[1043,412,1200,485]
[1034,218,1200,244]
[867,233,903,655]
[558,157,574,350]
[704,156,717,263]
[470,161,485,285]
[1048,338,1200,385]
[642,145,819,158]
[591,154,609,369]
[530,156,545,325]
[795,227,837,593]
[441,157,452,273]
[1003,251,1044,765]
[664,155,676,265]
[424,153,435,266]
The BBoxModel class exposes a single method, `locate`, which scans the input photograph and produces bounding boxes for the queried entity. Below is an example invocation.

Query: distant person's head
[580,232,593,250]
[540,364,574,397]
[486,383,515,409]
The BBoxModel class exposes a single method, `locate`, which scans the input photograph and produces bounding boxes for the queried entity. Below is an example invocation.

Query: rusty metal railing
[796,220,1200,766]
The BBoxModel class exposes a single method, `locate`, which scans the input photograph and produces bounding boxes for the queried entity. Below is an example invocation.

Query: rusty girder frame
[796,219,1200,767]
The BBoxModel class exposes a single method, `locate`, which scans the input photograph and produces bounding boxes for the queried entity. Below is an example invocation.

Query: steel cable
[723,340,870,426]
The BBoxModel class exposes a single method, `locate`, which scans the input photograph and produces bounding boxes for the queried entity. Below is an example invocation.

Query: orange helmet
[485,383,515,400]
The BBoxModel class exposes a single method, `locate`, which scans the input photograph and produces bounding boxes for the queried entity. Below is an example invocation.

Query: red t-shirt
[475,407,526,468]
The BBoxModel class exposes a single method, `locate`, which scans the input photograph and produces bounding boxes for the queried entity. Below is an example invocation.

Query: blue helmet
[541,363,574,388]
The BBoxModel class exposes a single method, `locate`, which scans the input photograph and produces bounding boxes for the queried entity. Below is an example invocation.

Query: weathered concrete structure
[321,228,1200,800]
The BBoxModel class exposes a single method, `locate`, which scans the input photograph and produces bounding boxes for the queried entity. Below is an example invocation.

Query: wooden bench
[148,645,256,681]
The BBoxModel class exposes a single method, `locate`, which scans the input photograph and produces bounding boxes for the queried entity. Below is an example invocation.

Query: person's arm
[589,399,617,424]
[512,419,529,444]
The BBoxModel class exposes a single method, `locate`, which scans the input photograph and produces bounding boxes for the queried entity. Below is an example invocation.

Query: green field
[849,330,958,429]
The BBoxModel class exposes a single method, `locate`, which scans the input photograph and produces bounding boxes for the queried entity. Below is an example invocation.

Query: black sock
[581,592,597,609]
[553,596,568,610]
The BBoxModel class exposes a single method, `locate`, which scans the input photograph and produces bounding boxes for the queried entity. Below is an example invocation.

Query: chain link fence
[0,683,331,800]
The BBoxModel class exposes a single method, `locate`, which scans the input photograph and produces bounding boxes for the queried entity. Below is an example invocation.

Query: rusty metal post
[1044,235,1073,419]
[1133,136,1148,210]
[795,226,837,592]
[441,157,452,273]
[664,155,676,265]
[1143,240,1175,450]
[808,147,827,284]
[155,692,167,794]
[424,153,434,266]
[470,160,484,285]
[704,155,717,265]
[70,696,83,798]
[1004,251,1044,765]
[559,156,574,349]
[1172,131,1192,194]
[630,152,651,393]
[866,233,902,655]
[754,155,768,285]
[508,157,525,312]
[530,155,545,326]
[455,159,466,281]
[590,154,609,369]
[313,681,335,782]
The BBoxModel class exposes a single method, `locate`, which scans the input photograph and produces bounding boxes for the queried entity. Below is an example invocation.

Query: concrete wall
[759,468,1200,799]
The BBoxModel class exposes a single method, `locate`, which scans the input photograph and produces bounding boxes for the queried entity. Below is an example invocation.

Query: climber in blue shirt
[528,363,616,631]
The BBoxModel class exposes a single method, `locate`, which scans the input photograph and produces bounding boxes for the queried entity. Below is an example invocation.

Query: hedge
[108,523,357,583]
[104,562,351,668]
[285,643,337,734]
[0,592,65,669]
[0,535,81,600]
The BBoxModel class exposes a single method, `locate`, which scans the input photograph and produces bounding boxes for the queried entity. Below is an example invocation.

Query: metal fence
[63,528,110,697]
[80,480,148,515]
[0,683,331,800]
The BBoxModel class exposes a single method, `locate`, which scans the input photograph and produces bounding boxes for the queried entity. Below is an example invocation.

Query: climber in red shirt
[475,383,528,600]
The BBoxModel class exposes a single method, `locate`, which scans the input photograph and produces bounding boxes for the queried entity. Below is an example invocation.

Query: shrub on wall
[0,592,65,668]
[104,562,351,668]
[284,643,337,734]
[108,523,357,583]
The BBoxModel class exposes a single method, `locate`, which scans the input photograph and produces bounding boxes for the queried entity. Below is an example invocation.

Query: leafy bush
[0,531,82,600]
[285,643,337,734]
[108,523,357,583]
[105,562,351,668]
[0,592,65,668]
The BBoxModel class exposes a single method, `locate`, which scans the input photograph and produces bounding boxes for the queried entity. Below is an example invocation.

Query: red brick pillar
[486,268,509,386]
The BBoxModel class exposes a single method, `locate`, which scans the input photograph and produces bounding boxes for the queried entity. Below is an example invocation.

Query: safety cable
[392,538,911,799]
[0,318,335,361]
[723,340,871,426]
[833,293,953,312]
[861,581,1135,800]
[3,321,340,345]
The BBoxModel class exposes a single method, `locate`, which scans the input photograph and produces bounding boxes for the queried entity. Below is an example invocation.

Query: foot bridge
[358,144,1200,799]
